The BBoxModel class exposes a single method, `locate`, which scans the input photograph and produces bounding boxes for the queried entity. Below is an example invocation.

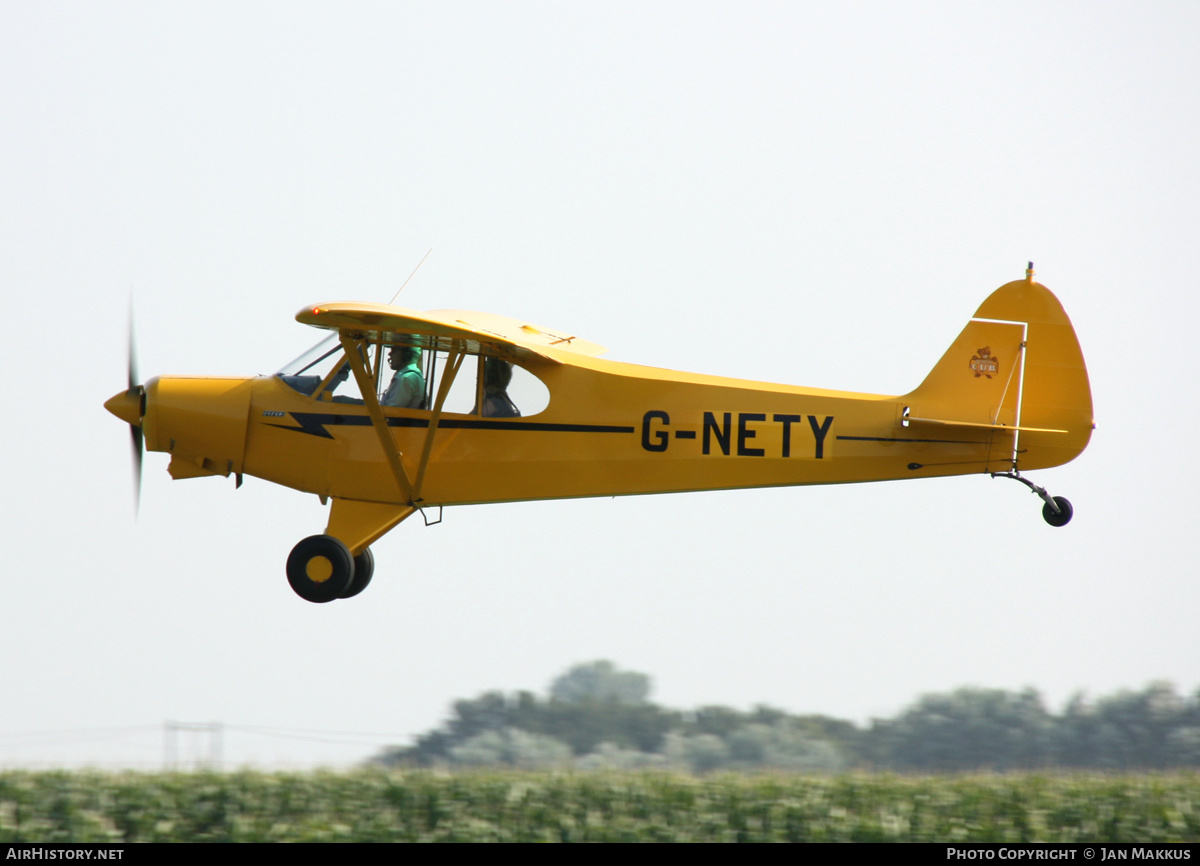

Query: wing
[295,303,606,365]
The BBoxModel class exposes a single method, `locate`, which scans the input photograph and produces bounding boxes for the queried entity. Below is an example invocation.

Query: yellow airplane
[105,264,1092,603]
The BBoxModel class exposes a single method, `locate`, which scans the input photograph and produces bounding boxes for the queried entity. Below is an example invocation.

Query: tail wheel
[341,547,375,599]
[287,535,354,603]
[1042,496,1074,527]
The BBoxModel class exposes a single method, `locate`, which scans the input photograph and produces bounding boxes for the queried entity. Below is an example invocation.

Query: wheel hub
[305,555,333,583]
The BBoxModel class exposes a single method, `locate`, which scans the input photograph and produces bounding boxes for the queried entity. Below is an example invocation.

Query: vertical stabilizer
[905,271,1093,471]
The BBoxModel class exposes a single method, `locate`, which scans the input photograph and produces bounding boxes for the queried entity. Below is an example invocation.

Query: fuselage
[140,351,1027,509]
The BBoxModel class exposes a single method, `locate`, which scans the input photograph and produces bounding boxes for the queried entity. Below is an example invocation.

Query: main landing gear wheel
[341,547,375,599]
[287,535,354,603]
[1042,496,1073,527]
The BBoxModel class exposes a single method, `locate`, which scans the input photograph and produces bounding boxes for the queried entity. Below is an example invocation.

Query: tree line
[371,661,1200,773]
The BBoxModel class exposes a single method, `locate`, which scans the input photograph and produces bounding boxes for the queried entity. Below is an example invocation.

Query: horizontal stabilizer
[904,416,1067,434]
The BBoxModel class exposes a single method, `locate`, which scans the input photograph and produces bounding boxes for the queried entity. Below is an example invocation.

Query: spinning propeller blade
[128,307,143,513]
[105,303,145,515]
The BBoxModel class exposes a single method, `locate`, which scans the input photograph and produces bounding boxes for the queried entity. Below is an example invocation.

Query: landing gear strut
[286,535,374,602]
[991,470,1073,527]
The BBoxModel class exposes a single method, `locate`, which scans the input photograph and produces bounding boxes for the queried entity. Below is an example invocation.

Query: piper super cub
[105,264,1093,603]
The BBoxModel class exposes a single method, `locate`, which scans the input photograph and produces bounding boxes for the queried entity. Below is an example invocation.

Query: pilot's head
[388,345,420,370]
[484,357,513,389]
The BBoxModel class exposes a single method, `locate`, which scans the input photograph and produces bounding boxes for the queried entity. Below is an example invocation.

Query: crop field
[0,769,1197,842]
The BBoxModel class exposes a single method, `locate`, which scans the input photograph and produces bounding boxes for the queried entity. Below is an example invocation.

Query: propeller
[127,314,143,512]
[105,303,145,514]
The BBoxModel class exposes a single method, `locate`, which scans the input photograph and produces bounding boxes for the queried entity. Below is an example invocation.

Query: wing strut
[415,350,463,496]
[340,334,417,504]
[338,334,465,506]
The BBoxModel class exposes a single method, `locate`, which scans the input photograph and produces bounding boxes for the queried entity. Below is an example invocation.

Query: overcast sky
[2,1,1197,769]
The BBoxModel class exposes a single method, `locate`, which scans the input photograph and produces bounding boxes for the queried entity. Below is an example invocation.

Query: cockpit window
[275,335,363,403]
[420,350,549,417]
[276,334,550,416]
[276,334,339,379]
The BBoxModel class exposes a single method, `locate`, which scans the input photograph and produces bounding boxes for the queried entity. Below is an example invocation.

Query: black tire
[341,547,375,599]
[286,535,354,603]
[1042,496,1073,527]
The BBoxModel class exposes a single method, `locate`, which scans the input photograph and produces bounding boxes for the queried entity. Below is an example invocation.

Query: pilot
[476,357,520,418]
[381,344,426,408]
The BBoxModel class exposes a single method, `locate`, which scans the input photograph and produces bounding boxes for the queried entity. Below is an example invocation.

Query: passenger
[477,358,520,418]
[381,345,426,408]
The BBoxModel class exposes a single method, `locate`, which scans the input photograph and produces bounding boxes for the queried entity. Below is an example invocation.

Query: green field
[1,769,1196,842]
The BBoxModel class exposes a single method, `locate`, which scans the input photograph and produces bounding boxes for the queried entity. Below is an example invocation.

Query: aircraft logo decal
[970,347,998,379]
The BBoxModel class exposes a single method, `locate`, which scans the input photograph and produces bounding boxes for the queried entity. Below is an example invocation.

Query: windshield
[276,334,340,378]
[275,334,359,401]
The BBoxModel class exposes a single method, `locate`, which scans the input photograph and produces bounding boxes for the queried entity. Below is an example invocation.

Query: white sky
[2,1,1197,769]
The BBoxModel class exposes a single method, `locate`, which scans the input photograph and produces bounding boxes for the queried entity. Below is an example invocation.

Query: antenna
[390,248,432,305]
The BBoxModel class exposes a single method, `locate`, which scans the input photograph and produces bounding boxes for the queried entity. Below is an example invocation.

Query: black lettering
[703,412,731,455]
[674,430,696,439]
[808,415,834,459]
[641,410,669,452]
[737,413,766,456]
[773,414,802,457]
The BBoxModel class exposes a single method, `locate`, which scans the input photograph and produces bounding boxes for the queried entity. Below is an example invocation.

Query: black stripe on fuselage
[836,435,984,445]
[269,412,635,439]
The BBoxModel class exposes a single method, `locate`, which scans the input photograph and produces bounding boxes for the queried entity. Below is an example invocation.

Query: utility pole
[163,721,223,770]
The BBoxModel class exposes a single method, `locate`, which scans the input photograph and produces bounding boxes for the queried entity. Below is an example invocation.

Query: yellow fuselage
[143,352,1075,507]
